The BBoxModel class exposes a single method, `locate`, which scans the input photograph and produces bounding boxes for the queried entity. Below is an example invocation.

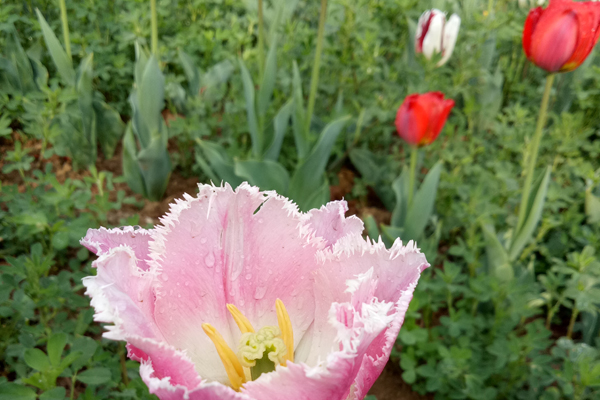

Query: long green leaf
[391,167,410,228]
[264,100,293,161]
[93,95,125,159]
[77,54,95,147]
[35,9,74,85]
[509,166,551,260]
[137,126,172,201]
[196,140,243,187]
[403,161,442,241]
[234,160,290,194]
[122,123,146,197]
[178,49,200,96]
[291,61,309,159]
[364,214,380,241]
[481,222,513,281]
[137,55,164,146]
[257,35,278,119]
[239,58,261,157]
[289,115,350,209]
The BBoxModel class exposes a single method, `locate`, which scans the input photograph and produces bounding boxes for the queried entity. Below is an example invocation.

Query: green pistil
[250,346,277,380]
[238,326,287,380]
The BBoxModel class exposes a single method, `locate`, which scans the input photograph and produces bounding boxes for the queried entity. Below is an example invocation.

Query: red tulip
[523,0,600,72]
[395,92,455,146]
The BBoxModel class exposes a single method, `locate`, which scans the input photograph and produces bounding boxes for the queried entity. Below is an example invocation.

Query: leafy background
[1,0,600,399]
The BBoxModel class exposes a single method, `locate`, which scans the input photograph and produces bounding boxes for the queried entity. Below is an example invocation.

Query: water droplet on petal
[184,281,190,287]
[205,253,215,268]
[268,269,273,275]
[161,274,169,281]
[245,274,252,280]
[200,237,207,244]
[254,286,267,300]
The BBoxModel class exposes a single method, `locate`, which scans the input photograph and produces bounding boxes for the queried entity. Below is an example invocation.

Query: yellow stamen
[202,323,246,390]
[227,304,255,333]
[276,299,294,364]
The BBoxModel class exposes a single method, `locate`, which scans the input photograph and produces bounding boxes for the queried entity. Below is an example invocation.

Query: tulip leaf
[35,9,74,86]
[178,49,200,96]
[234,160,290,194]
[136,128,171,202]
[295,178,331,211]
[391,167,410,228]
[257,34,278,120]
[289,115,350,210]
[291,61,309,160]
[77,54,96,153]
[196,140,243,188]
[509,166,551,261]
[137,55,164,146]
[122,123,146,197]
[239,58,261,157]
[381,224,404,248]
[93,96,125,159]
[585,187,600,224]
[481,222,513,282]
[403,161,443,241]
[364,214,380,242]
[39,387,66,400]
[264,100,293,161]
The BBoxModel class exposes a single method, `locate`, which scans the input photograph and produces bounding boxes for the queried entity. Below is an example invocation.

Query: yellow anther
[227,304,255,334]
[202,323,246,390]
[276,299,294,364]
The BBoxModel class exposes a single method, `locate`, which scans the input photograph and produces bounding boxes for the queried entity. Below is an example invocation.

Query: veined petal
[422,11,445,58]
[139,361,252,400]
[82,246,162,341]
[438,14,460,66]
[300,234,428,370]
[81,226,153,270]
[147,183,321,383]
[304,201,364,249]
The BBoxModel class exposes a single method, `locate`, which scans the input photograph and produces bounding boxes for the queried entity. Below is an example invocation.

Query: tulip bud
[415,9,461,67]
[395,92,455,147]
[523,0,600,72]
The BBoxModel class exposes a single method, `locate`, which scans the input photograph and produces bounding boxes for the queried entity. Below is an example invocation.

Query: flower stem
[516,73,555,233]
[58,0,71,60]
[567,307,579,339]
[408,145,418,206]
[305,0,328,136]
[258,0,265,78]
[150,0,158,56]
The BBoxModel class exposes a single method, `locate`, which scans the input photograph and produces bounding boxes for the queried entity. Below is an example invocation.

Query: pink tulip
[81,183,428,400]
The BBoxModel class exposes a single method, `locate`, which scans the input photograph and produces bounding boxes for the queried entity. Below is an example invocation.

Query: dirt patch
[369,360,432,400]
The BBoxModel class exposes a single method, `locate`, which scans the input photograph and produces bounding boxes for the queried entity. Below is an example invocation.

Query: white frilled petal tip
[438,14,461,67]
[81,182,429,400]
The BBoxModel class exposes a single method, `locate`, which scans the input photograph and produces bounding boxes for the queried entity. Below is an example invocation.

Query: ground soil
[1,133,430,399]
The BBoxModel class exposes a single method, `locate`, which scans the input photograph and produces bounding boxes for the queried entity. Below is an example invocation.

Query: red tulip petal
[523,7,544,59]
[395,95,428,146]
[562,1,600,71]
[530,9,578,72]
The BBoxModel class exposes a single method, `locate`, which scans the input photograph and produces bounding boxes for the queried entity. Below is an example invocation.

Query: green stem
[58,0,71,60]
[257,0,265,78]
[408,146,418,206]
[150,0,158,56]
[567,307,579,339]
[516,73,555,232]
[305,0,328,136]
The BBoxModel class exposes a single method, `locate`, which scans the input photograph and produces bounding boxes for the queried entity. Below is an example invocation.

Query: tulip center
[239,326,287,380]
[202,299,294,391]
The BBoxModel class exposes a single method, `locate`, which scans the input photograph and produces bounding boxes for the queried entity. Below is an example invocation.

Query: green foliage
[1,0,600,399]
[123,44,171,201]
